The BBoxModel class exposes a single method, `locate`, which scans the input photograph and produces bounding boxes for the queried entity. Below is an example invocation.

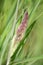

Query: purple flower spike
[16,11,28,41]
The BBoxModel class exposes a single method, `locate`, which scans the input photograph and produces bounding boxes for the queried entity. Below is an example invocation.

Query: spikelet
[16,11,28,41]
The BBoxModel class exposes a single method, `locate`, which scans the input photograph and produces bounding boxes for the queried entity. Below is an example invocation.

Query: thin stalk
[6,0,20,65]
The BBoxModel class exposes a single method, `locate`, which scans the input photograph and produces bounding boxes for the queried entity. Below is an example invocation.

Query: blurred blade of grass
[11,20,36,61]
[0,0,20,64]
[0,0,5,12]
[0,0,16,34]
[34,12,43,21]
[10,55,43,65]
[28,0,41,27]
[0,0,17,49]
[6,0,20,65]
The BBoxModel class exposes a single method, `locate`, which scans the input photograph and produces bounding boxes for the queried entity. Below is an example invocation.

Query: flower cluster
[16,11,28,41]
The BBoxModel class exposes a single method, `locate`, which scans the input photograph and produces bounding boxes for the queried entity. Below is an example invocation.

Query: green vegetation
[0,0,43,65]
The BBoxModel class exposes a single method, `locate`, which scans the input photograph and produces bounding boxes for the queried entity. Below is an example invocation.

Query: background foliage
[0,0,43,65]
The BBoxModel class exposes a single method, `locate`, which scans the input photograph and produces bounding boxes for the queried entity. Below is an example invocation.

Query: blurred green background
[0,0,43,65]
